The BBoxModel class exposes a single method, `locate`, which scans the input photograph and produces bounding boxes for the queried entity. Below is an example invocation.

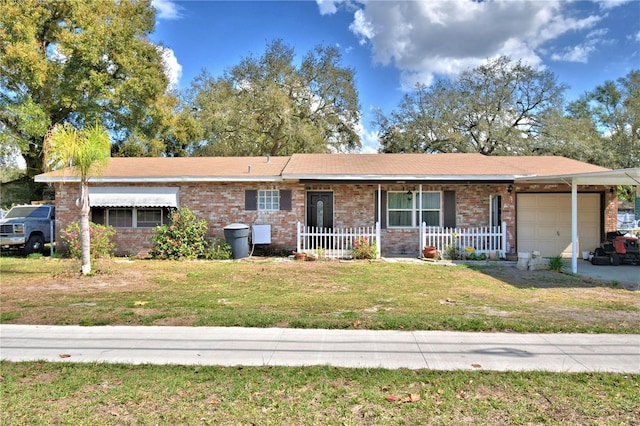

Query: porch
[296,222,381,259]
[421,221,508,259]
[295,221,508,260]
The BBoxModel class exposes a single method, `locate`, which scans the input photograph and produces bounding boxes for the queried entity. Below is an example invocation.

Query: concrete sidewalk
[1,325,638,373]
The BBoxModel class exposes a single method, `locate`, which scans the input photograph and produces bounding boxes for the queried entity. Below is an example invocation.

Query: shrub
[62,221,115,259]
[205,237,233,260]
[444,232,462,260]
[351,236,378,259]
[548,255,564,272]
[150,207,208,260]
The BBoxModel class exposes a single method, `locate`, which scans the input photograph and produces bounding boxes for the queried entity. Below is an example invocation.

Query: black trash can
[223,223,250,259]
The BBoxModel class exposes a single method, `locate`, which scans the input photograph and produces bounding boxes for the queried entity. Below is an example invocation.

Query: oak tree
[0,0,169,181]
[376,56,566,155]
[187,39,360,156]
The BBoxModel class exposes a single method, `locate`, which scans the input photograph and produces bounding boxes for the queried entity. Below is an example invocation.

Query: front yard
[2,257,639,424]
[1,257,638,333]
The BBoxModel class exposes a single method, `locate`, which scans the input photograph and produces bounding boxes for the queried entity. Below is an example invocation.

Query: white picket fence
[421,221,507,258]
[296,222,381,259]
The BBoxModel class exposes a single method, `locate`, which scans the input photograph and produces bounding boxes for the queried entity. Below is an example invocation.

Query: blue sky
[150,0,640,153]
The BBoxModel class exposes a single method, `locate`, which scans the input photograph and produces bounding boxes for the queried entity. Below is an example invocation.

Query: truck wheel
[610,253,621,266]
[24,234,44,255]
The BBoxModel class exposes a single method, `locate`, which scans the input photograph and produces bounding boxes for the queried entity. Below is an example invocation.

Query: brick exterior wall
[54,182,305,257]
[53,181,616,258]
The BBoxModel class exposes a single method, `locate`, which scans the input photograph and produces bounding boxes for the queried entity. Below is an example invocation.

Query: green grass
[1,361,638,425]
[1,257,638,333]
[1,258,639,424]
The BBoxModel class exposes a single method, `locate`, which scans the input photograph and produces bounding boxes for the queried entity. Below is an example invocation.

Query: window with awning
[88,187,179,208]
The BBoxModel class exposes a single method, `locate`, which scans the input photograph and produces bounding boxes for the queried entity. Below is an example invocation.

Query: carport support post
[571,180,578,274]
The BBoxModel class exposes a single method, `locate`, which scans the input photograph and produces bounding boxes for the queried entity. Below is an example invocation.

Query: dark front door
[307,192,333,229]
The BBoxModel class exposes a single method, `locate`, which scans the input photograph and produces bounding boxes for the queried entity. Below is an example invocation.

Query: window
[418,192,441,227]
[388,192,413,227]
[136,209,163,228]
[387,191,441,227]
[107,209,133,228]
[258,190,279,210]
[245,189,291,211]
[99,208,169,228]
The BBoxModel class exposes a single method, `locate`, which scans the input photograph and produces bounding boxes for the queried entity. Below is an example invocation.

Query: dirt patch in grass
[27,266,155,292]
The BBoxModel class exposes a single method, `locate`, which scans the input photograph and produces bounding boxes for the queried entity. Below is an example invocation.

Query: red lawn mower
[592,231,640,266]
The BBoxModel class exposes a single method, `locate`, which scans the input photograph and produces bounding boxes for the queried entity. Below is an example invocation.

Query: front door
[307,192,333,229]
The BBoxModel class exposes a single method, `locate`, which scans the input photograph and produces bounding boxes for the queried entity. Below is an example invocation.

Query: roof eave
[282,174,518,181]
[35,176,284,183]
[514,168,640,186]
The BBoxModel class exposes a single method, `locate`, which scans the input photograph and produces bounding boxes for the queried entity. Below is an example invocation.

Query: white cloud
[349,9,375,45]
[551,45,595,63]
[354,119,380,153]
[152,0,183,20]
[348,0,603,87]
[596,0,633,10]
[157,46,182,89]
[550,27,611,63]
[316,0,340,15]
[360,131,380,153]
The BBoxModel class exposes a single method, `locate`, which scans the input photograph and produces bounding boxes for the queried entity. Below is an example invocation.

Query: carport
[516,167,640,274]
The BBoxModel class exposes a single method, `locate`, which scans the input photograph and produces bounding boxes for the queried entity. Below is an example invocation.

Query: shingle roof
[282,153,609,179]
[36,156,290,182]
[34,153,609,183]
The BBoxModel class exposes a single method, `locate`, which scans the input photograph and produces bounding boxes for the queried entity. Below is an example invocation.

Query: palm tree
[44,123,111,274]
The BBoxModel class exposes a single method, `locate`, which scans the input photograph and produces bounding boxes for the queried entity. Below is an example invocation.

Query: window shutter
[374,190,387,229]
[245,190,257,211]
[279,190,292,211]
[443,191,456,228]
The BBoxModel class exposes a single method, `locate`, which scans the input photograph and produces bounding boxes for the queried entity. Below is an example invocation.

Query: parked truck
[0,204,55,255]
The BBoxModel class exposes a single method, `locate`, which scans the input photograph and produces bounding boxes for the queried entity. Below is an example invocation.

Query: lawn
[1,362,638,425]
[1,256,639,424]
[1,256,638,333]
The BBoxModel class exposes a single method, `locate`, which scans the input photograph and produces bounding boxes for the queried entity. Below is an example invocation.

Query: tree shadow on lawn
[466,263,637,290]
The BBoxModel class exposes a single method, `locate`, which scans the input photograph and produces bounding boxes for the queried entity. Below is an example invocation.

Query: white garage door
[517,193,601,257]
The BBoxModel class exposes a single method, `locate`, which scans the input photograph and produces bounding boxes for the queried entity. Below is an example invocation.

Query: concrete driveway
[576,260,639,289]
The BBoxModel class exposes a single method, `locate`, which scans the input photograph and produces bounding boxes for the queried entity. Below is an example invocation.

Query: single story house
[35,153,621,258]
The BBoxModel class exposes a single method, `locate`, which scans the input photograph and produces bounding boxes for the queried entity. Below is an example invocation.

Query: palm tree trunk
[80,181,91,275]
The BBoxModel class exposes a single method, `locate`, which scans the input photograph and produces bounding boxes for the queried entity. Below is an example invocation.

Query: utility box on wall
[252,224,271,244]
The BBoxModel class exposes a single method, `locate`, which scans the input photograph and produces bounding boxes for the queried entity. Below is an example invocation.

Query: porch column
[571,180,578,274]
[378,184,381,257]
[419,184,423,257]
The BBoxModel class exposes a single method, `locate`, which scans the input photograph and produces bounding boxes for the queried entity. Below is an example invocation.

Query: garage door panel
[518,226,537,239]
[517,193,600,257]
[537,225,559,239]
[517,197,538,208]
[537,211,559,223]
